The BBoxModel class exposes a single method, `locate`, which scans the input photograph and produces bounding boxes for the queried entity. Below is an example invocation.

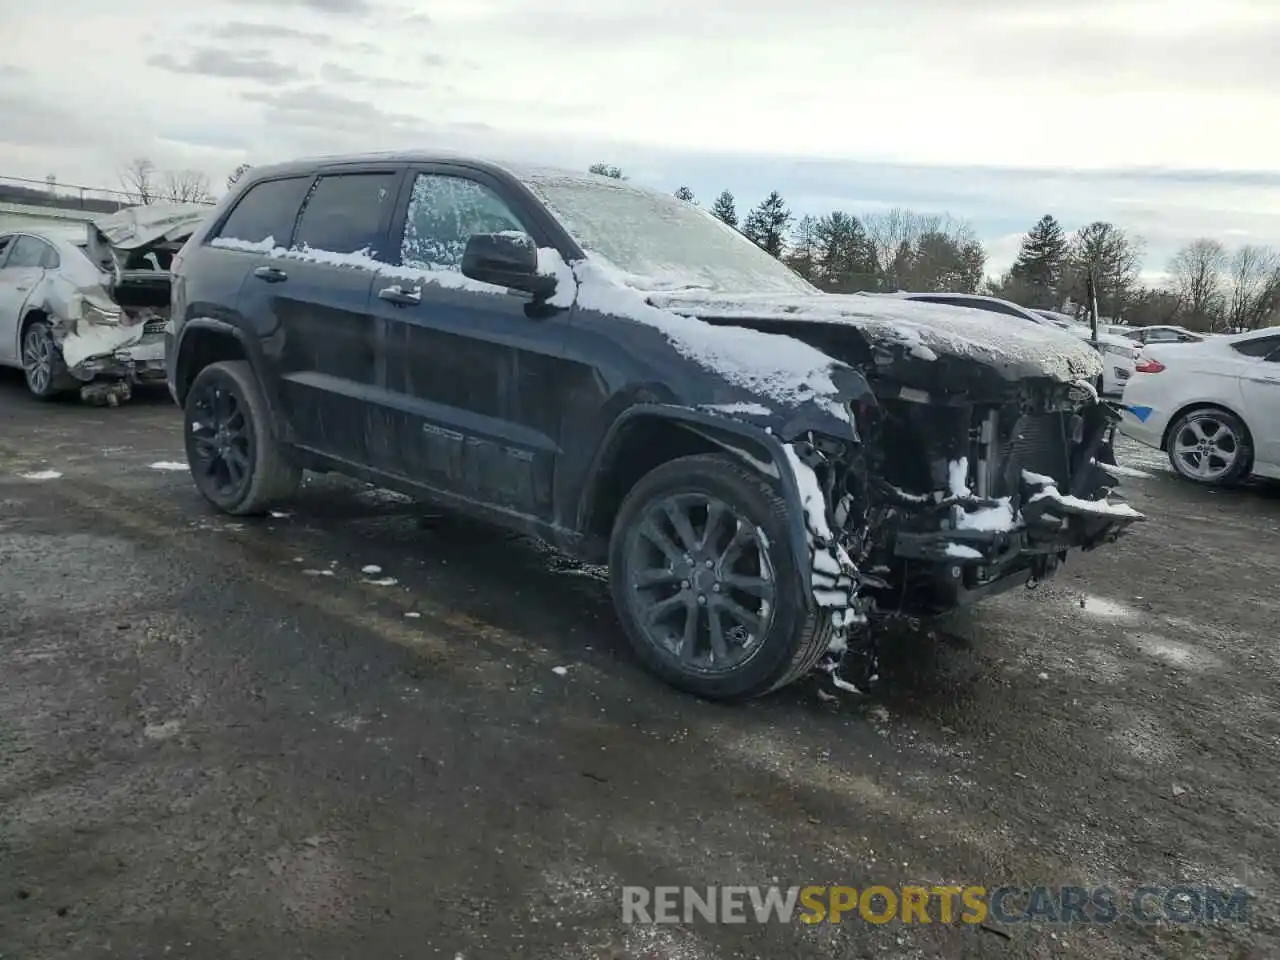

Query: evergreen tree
[710,190,738,228]
[1008,214,1068,307]
[674,185,695,203]
[812,211,877,292]
[741,191,792,258]
[588,163,625,179]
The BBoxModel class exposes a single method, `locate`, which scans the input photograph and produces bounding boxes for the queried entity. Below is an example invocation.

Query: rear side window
[5,236,52,268]
[0,236,12,263]
[213,176,311,247]
[293,172,399,258]
[1232,336,1280,358]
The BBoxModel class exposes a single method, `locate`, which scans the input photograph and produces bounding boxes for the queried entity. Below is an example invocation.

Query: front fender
[580,402,853,609]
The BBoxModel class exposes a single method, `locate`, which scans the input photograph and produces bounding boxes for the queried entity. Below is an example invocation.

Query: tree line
[590,162,1280,332]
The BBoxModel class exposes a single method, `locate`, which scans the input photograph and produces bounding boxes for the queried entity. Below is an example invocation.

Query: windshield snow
[520,173,817,296]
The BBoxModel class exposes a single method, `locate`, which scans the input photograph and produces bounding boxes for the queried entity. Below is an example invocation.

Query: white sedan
[0,203,207,402]
[1118,328,1280,485]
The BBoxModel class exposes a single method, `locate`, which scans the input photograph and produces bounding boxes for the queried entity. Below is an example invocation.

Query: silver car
[0,203,208,403]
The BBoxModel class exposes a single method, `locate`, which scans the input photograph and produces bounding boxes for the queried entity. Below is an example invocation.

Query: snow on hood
[90,202,211,250]
[646,290,1104,383]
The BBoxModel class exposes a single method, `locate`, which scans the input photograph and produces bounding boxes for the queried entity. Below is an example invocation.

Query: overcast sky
[3,0,1277,279]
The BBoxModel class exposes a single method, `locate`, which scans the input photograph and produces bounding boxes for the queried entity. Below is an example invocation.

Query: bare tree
[1167,239,1226,330]
[120,157,157,205]
[1225,245,1280,331]
[159,169,215,204]
[1066,222,1144,320]
[861,208,983,291]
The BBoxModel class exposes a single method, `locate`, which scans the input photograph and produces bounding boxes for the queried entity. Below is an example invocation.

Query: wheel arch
[578,404,818,607]
[17,304,55,356]
[172,319,290,441]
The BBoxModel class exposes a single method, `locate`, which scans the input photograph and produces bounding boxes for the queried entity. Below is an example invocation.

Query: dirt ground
[1,373,1277,960]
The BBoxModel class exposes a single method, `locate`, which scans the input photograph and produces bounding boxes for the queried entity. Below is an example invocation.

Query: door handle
[1247,375,1280,384]
[378,285,422,306]
[253,266,288,283]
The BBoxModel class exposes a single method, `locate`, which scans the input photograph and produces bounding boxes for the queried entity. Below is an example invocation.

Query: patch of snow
[1028,483,1144,520]
[143,719,182,741]
[551,665,569,676]
[563,254,852,421]
[364,577,398,587]
[702,401,773,416]
[361,564,383,575]
[1106,463,1154,479]
[149,461,187,471]
[302,569,336,577]
[1079,595,1134,619]
[269,510,291,519]
[404,611,421,619]
[18,470,62,480]
[948,457,970,497]
[955,498,1016,532]
[1021,469,1057,487]
[944,542,983,559]
[782,444,833,543]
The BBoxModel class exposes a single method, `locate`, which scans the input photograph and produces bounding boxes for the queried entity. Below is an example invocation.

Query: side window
[1147,330,1177,342]
[1231,336,1280,358]
[0,235,13,265]
[399,173,528,271]
[293,172,399,258]
[212,176,311,247]
[40,244,61,269]
[5,237,52,268]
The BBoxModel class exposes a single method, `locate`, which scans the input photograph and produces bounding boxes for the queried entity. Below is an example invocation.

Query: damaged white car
[0,202,209,404]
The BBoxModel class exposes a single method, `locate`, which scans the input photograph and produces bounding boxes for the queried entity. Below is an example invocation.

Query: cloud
[228,0,376,14]
[1,0,1275,288]
[148,48,303,82]
[208,21,338,46]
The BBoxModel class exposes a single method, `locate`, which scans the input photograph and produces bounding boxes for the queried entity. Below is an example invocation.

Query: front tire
[22,320,72,399]
[608,453,833,701]
[1166,407,1251,486]
[183,360,301,515]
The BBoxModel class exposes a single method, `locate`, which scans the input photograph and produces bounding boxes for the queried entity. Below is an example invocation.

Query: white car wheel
[1167,408,1250,486]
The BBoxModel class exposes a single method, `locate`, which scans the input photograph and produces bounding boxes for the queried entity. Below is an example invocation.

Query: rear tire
[21,320,73,399]
[1166,407,1251,486]
[608,452,833,701]
[183,360,301,515]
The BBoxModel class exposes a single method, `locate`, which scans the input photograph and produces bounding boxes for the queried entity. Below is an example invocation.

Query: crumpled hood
[647,290,1105,385]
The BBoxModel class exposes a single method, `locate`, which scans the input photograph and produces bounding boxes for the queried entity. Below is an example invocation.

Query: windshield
[521,173,817,295]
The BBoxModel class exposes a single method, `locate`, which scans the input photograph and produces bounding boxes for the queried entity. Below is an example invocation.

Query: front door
[1238,342,1280,469]
[0,235,45,364]
[365,166,575,522]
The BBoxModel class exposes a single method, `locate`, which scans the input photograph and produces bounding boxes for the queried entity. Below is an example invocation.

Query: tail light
[1135,358,1165,373]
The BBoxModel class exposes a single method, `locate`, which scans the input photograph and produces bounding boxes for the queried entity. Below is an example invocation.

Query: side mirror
[461,232,556,300]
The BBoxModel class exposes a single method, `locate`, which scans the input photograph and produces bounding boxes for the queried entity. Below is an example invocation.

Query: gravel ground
[1,375,1277,960]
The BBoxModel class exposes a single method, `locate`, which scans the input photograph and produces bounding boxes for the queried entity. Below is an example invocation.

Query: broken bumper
[67,333,167,383]
[892,472,1143,605]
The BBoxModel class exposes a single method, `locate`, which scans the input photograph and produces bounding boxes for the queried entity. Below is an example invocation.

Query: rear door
[364,164,573,521]
[231,165,403,462]
[0,236,50,364]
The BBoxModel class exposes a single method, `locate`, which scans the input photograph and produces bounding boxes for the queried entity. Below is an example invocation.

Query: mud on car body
[165,153,1143,700]
[0,203,209,404]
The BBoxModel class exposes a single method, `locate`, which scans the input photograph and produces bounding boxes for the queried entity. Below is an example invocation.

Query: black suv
[166,152,1142,700]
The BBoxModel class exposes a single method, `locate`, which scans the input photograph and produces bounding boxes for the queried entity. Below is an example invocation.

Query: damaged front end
[780,380,1143,691]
